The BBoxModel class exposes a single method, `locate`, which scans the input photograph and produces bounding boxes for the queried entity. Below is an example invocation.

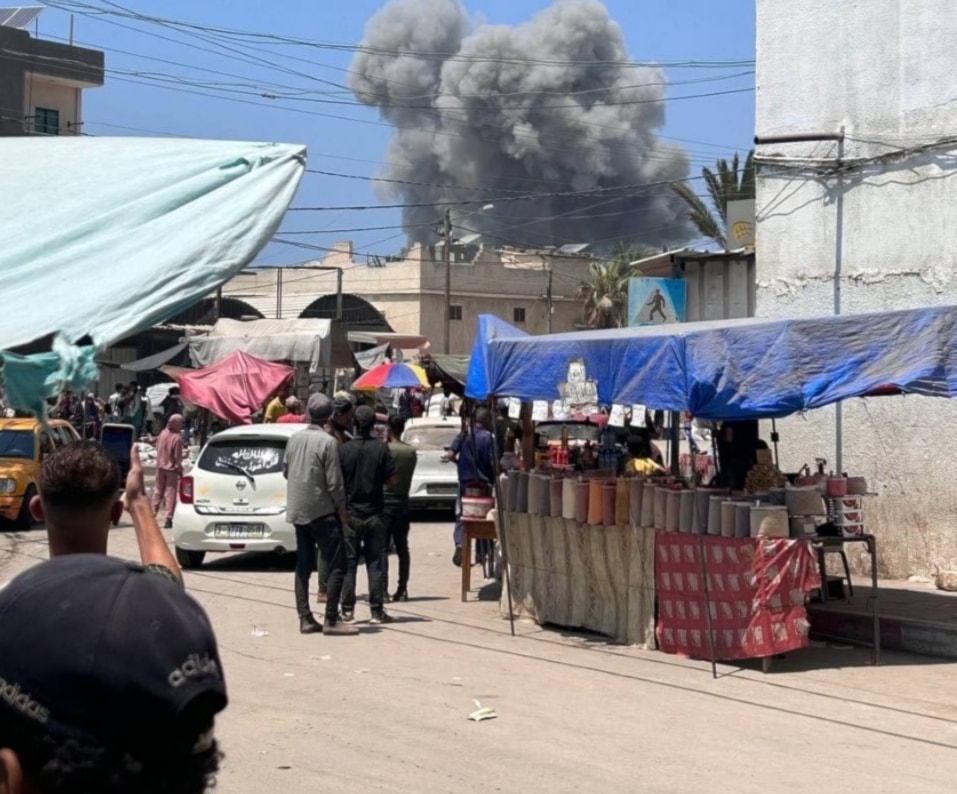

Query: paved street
[3,517,957,793]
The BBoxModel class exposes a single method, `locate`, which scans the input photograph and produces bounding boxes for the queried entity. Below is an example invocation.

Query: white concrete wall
[755,0,957,577]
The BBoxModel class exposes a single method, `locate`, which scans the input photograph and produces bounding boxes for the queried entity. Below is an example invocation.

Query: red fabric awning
[175,350,294,424]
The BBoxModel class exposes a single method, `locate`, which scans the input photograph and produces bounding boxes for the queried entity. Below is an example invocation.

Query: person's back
[284,421,342,525]
[386,437,417,504]
[339,430,395,519]
[383,414,417,601]
[453,424,494,485]
[0,553,225,794]
[337,405,396,624]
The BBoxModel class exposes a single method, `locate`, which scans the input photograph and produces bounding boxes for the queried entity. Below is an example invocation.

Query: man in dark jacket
[339,405,397,625]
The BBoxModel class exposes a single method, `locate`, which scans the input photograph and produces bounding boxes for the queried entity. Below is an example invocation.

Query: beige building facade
[0,10,104,137]
[220,241,594,353]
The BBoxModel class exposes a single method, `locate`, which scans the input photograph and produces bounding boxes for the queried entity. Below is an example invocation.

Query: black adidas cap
[0,554,227,756]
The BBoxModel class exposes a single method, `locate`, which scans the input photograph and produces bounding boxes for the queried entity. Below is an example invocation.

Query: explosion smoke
[349,0,692,251]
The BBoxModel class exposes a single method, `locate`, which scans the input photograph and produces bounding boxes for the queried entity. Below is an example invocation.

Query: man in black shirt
[339,405,397,625]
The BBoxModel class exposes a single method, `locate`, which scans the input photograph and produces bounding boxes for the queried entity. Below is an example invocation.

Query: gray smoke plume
[349,0,691,252]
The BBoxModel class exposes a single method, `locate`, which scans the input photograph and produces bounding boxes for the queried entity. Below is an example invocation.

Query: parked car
[0,417,80,529]
[172,422,308,568]
[402,416,460,510]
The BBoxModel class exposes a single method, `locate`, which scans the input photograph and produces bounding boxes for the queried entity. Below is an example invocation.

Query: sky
[35,1,756,265]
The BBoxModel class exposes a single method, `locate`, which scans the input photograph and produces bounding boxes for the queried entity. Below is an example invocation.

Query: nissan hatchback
[172,423,307,568]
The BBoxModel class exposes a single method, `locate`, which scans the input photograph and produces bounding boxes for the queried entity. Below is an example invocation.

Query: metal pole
[697,530,719,679]
[488,396,516,637]
[213,287,222,322]
[545,268,553,334]
[834,129,845,473]
[335,267,343,321]
[443,208,452,354]
[276,267,283,319]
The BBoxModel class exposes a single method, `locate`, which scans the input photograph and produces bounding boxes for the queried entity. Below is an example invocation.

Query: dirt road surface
[3,516,957,793]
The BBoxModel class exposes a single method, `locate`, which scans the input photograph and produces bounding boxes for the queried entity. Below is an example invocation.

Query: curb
[808,605,957,660]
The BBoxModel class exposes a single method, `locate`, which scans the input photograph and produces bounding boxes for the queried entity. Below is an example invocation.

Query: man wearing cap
[277,395,305,423]
[338,404,397,624]
[283,392,356,635]
[327,390,356,444]
[0,553,226,793]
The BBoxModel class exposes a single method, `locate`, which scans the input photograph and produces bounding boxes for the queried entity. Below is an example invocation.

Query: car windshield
[536,423,601,443]
[403,425,459,451]
[198,439,286,475]
[0,430,35,460]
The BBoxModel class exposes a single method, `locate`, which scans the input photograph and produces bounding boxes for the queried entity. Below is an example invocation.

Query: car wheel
[14,486,36,531]
[175,547,206,569]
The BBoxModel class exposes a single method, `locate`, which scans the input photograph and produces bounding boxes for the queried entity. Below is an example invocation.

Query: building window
[449,305,463,321]
[513,307,526,324]
[34,107,60,135]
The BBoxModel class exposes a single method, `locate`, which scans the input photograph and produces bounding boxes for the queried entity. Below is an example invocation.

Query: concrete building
[219,240,593,353]
[0,9,104,136]
[755,0,957,577]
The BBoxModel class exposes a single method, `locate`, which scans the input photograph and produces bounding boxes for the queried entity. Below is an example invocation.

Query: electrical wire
[48,1,755,70]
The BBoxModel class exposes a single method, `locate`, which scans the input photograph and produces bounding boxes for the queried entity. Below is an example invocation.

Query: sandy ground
[3,516,957,793]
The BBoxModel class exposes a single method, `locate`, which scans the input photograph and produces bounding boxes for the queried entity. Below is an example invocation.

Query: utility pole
[442,207,452,354]
[545,268,553,333]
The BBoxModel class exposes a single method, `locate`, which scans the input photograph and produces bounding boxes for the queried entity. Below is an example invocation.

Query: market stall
[467,305,957,665]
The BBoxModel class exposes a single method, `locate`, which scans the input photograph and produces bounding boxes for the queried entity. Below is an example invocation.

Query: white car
[402,416,461,509]
[172,423,307,568]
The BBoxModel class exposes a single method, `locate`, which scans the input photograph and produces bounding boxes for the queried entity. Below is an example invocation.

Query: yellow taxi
[0,417,80,529]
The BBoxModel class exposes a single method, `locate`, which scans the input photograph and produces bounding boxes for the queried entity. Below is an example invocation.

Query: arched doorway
[300,294,392,332]
[167,297,264,325]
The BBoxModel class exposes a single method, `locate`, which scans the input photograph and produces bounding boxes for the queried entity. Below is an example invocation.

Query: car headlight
[0,479,17,494]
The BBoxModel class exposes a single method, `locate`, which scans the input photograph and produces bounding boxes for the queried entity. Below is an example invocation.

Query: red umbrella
[175,351,294,424]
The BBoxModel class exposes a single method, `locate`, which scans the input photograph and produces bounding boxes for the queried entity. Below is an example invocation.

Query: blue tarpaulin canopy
[466,305,957,419]
[464,314,528,401]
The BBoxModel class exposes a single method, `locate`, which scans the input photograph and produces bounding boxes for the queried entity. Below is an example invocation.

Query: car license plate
[213,523,265,539]
[427,484,457,495]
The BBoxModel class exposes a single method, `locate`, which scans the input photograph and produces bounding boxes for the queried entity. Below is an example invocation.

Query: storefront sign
[628,278,686,326]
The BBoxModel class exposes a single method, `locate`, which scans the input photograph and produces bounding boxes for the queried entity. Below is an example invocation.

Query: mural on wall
[628,278,686,326]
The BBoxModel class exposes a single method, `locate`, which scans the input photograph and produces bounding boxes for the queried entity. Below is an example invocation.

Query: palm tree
[575,246,645,329]
[672,150,755,249]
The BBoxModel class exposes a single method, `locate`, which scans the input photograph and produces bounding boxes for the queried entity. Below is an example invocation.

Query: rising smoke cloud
[349,0,692,252]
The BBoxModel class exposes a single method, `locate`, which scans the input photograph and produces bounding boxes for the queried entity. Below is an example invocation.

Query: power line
[48,1,755,70]
[288,170,718,211]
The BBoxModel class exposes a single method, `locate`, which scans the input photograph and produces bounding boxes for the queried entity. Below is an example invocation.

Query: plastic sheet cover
[0,137,305,414]
[463,314,528,399]
[472,305,957,419]
[175,351,295,424]
[188,318,354,372]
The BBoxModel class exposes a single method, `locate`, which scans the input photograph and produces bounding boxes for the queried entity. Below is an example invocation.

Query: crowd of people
[0,374,507,791]
[280,388,418,634]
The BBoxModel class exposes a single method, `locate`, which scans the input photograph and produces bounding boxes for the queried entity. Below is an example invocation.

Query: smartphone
[100,423,136,483]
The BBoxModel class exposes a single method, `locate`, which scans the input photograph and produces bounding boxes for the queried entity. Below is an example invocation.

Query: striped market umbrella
[352,361,430,391]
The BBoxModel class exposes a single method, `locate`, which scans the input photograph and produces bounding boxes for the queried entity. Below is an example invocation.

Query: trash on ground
[251,626,269,637]
[468,699,498,722]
